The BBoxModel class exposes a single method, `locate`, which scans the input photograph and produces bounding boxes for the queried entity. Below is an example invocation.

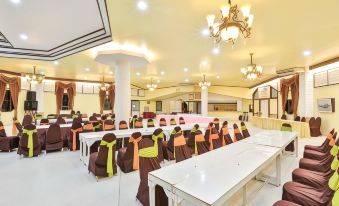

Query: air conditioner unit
[276,67,304,76]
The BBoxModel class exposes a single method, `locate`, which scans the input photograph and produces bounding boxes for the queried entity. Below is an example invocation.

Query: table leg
[275,153,281,186]
[86,143,90,166]
[295,136,299,157]
[242,185,247,206]
[148,181,156,206]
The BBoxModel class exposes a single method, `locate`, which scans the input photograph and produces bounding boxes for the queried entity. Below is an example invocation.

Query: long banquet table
[36,124,74,148]
[36,118,89,125]
[79,123,209,166]
[156,114,215,125]
[148,130,298,206]
[251,116,310,138]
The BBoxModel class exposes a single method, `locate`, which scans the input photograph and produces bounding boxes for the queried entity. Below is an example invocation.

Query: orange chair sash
[194,134,205,155]
[119,124,128,129]
[174,135,186,147]
[135,121,143,128]
[102,120,106,131]
[71,128,83,151]
[233,128,240,142]
[104,124,115,130]
[83,124,94,131]
[160,120,167,126]
[129,136,142,170]
[12,122,17,136]
[209,133,219,151]
[221,127,229,146]
[328,133,335,146]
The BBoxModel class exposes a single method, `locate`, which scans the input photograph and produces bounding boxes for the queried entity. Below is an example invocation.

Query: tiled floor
[0,124,326,206]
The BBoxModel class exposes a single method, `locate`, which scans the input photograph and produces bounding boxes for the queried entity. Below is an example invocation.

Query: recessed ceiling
[0,0,112,60]
[0,0,339,88]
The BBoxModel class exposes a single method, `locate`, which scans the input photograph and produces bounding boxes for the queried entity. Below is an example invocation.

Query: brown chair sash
[221,127,229,146]
[233,128,241,142]
[195,134,205,155]
[209,133,219,151]
[71,128,83,151]
[119,123,128,129]
[129,136,142,170]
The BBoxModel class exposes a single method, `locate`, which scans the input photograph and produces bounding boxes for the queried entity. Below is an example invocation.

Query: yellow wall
[313,84,339,134]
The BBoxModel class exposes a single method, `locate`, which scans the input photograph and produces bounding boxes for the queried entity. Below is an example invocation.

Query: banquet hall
[1,0,339,206]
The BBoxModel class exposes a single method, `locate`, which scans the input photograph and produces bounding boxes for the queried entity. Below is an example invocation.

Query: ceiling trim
[309,56,339,70]
[0,0,112,61]
[249,76,279,89]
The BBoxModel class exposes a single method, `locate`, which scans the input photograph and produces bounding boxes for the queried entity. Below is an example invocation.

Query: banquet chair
[281,114,287,120]
[170,118,176,125]
[72,116,83,125]
[281,167,339,206]
[14,121,23,138]
[102,119,115,131]
[179,117,185,125]
[17,124,41,157]
[220,121,233,146]
[117,132,142,173]
[301,117,306,122]
[88,133,117,180]
[68,122,83,151]
[187,124,200,152]
[22,114,33,126]
[45,124,63,153]
[309,117,322,137]
[0,121,19,152]
[89,115,100,131]
[129,115,138,128]
[152,128,165,163]
[213,118,220,131]
[83,122,95,132]
[233,123,244,142]
[56,116,66,125]
[162,126,181,160]
[40,119,50,125]
[119,120,129,149]
[240,122,250,138]
[193,130,209,155]
[205,123,222,151]
[147,119,155,128]
[159,118,167,126]
[273,200,301,206]
[294,116,301,121]
[173,132,191,163]
[303,129,336,160]
[281,123,295,152]
[136,138,168,206]
[134,117,143,129]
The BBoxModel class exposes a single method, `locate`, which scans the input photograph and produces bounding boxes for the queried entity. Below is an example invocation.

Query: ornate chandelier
[240,53,263,80]
[199,75,211,90]
[146,78,157,91]
[22,66,45,84]
[100,76,109,91]
[206,0,254,44]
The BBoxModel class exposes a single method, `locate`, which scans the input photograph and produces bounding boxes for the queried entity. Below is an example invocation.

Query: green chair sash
[100,140,117,177]
[152,132,164,156]
[23,129,37,158]
[94,124,101,129]
[130,118,137,128]
[170,120,176,125]
[331,156,339,171]
[139,145,158,158]
[331,145,339,156]
[147,121,155,126]
[333,189,339,206]
[281,126,292,132]
[329,171,339,191]
[241,125,247,131]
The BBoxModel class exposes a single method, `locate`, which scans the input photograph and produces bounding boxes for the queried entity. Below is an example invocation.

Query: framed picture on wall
[189,93,194,100]
[138,89,145,97]
[317,98,335,112]
[131,88,138,96]
[194,92,201,100]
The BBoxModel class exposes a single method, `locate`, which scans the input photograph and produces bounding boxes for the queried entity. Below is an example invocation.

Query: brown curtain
[99,89,106,114]
[0,74,21,118]
[55,81,76,114]
[108,85,115,113]
[280,74,299,117]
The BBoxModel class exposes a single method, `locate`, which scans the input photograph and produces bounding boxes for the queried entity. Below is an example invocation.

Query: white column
[201,87,208,116]
[35,84,44,113]
[114,60,131,124]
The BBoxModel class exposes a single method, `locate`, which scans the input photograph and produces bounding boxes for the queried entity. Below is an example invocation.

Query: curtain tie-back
[129,136,142,170]
[23,129,37,157]
[100,140,117,177]
[71,128,83,151]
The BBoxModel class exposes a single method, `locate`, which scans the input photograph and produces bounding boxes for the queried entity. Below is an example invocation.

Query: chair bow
[71,128,83,151]
[23,129,37,157]
[100,140,117,177]
[129,136,142,170]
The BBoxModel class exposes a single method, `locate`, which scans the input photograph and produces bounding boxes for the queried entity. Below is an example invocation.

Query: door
[260,100,269,117]
[131,100,140,116]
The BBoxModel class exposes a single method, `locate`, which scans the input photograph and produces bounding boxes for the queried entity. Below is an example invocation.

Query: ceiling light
[201,61,208,66]
[160,71,165,75]
[183,68,189,72]
[206,0,254,45]
[240,53,263,80]
[156,80,160,83]
[20,34,28,40]
[109,71,113,75]
[185,78,189,82]
[53,61,59,65]
[212,47,220,55]
[136,72,141,76]
[10,0,21,4]
[137,1,148,11]
[199,75,211,89]
[216,75,220,79]
[21,66,45,84]
[85,68,90,72]
[201,28,210,36]
[303,50,311,56]
[146,78,157,91]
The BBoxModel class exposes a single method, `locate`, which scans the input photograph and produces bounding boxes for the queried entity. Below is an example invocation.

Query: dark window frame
[103,95,112,110]
[156,101,162,112]
[61,93,70,111]
[1,90,14,112]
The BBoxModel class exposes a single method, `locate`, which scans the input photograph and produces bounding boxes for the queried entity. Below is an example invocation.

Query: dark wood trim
[309,56,339,70]
[249,76,279,89]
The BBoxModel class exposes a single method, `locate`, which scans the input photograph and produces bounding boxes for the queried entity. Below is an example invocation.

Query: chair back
[56,116,66,124]
[0,121,6,137]
[46,124,62,144]
[134,118,143,128]
[301,117,306,122]
[119,121,128,130]
[233,123,244,142]
[103,119,115,131]
[40,119,49,125]
[147,119,155,128]
[281,123,292,131]
[174,132,191,162]
[89,115,98,122]
[20,124,39,149]
[159,118,167,126]
[170,118,176,125]
[83,122,94,132]
[22,115,33,126]
[213,118,220,130]
[96,133,117,167]
[179,117,185,125]
[240,121,250,138]
[294,116,301,121]
[167,126,182,152]
[281,114,287,120]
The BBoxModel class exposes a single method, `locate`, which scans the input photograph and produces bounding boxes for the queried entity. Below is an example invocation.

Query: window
[156,101,162,112]
[1,90,14,112]
[103,95,112,110]
[61,93,70,110]
[131,100,140,111]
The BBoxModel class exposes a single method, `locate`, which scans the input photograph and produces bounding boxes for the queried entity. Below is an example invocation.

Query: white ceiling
[0,0,339,88]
